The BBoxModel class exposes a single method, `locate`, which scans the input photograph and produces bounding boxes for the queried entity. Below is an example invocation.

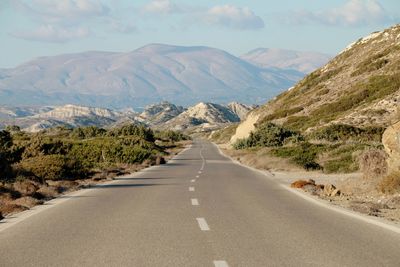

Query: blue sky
[0,0,399,68]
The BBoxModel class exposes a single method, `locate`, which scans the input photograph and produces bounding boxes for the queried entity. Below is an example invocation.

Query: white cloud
[292,0,394,26]
[11,24,90,43]
[204,5,264,30]
[31,0,108,18]
[142,0,180,14]
[110,20,137,34]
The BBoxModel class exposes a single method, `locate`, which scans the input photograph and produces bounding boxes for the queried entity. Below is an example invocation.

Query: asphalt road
[1,140,400,266]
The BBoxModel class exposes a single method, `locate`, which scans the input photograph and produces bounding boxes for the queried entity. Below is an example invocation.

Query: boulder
[290,179,315,188]
[382,121,400,172]
[323,184,336,196]
[330,188,341,197]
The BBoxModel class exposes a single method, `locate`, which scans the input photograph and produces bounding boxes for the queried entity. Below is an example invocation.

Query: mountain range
[241,48,331,73]
[0,101,253,132]
[0,44,329,108]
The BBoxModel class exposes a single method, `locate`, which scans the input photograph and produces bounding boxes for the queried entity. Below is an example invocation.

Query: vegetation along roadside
[0,125,190,219]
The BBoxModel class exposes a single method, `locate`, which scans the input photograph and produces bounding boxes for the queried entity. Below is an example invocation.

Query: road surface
[1,140,400,266]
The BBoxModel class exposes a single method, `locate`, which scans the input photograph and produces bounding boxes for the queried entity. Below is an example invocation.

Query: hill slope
[0,44,303,108]
[232,24,400,142]
[163,102,241,131]
[241,48,331,73]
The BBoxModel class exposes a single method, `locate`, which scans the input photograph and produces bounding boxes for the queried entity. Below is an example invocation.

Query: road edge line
[0,142,194,233]
[211,142,400,235]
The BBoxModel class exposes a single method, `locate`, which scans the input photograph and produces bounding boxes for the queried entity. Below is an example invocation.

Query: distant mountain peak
[241,48,331,74]
[0,44,304,108]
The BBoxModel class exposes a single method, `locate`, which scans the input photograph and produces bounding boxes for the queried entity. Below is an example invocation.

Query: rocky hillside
[2,105,131,132]
[232,24,400,142]
[0,101,253,132]
[162,102,243,131]
[227,102,254,120]
[241,48,331,74]
[136,101,185,125]
[0,44,303,108]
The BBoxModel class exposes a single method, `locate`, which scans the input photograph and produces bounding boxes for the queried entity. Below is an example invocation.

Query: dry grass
[12,196,43,208]
[36,185,60,199]
[359,149,388,180]
[12,180,39,196]
[221,147,302,172]
[378,171,400,194]
[0,203,28,215]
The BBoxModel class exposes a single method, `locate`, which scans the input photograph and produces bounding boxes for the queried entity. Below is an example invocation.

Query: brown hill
[232,24,400,142]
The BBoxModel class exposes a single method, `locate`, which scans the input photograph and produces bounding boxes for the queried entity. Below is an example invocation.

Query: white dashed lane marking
[196,175,200,178]
[196,218,210,231]
[191,198,199,206]
[213,260,229,267]
[189,187,195,192]
[191,179,196,183]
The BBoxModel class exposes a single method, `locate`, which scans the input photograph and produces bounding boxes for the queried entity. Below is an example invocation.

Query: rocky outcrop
[137,101,185,125]
[227,102,253,120]
[383,121,400,172]
[163,102,240,131]
[230,111,259,143]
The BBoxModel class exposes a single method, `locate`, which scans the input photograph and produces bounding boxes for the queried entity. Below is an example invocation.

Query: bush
[312,124,385,142]
[22,136,70,159]
[323,154,358,173]
[17,155,86,181]
[0,130,13,180]
[108,124,155,142]
[232,138,253,149]
[0,130,12,152]
[71,126,106,139]
[17,155,67,181]
[359,149,388,180]
[270,142,324,170]
[154,130,190,142]
[233,123,302,149]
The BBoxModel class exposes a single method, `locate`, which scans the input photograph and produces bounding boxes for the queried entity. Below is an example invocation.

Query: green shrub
[0,130,12,152]
[312,124,385,142]
[22,136,70,159]
[233,123,302,149]
[154,130,190,142]
[120,146,152,164]
[323,154,358,173]
[17,155,84,181]
[0,130,13,180]
[71,126,106,139]
[270,143,326,170]
[232,138,253,150]
[108,124,155,142]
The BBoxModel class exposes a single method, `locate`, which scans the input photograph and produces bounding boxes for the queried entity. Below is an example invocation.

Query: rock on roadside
[382,121,400,172]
